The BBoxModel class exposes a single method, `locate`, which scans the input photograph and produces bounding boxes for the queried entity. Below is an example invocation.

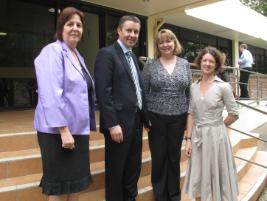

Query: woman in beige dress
[183,46,239,201]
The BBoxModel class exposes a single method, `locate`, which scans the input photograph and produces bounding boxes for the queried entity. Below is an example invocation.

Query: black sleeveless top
[81,67,92,92]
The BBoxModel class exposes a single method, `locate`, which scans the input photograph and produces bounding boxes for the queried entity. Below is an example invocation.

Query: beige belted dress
[183,77,239,201]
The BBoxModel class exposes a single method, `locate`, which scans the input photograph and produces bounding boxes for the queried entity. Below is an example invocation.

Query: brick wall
[192,72,267,100]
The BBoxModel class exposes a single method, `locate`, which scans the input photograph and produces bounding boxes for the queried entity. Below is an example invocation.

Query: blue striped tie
[126,51,142,109]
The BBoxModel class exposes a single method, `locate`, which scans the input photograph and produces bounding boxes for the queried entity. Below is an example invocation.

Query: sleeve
[222,83,239,116]
[238,53,245,65]
[34,44,67,127]
[188,84,195,114]
[185,61,192,106]
[141,59,152,95]
[94,48,119,128]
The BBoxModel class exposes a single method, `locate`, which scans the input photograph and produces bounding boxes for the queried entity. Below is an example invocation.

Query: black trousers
[239,67,251,98]
[105,111,143,201]
[148,112,187,201]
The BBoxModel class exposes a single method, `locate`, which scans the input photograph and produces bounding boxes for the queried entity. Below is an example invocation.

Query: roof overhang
[82,0,267,49]
[82,0,219,16]
[183,0,267,48]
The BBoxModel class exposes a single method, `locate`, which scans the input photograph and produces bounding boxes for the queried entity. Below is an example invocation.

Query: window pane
[0,0,55,68]
[200,33,216,46]
[180,28,199,43]
[181,41,200,63]
[77,12,99,74]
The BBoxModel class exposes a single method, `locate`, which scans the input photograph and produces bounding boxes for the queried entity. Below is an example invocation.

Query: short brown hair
[154,29,183,58]
[118,15,141,29]
[55,7,84,41]
[194,46,224,74]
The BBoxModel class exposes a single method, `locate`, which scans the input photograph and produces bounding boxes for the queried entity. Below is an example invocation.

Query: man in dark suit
[94,15,148,201]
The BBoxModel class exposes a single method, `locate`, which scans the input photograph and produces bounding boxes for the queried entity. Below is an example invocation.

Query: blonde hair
[154,29,183,58]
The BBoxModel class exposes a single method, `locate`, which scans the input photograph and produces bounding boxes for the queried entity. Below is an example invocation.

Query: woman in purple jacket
[34,7,96,201]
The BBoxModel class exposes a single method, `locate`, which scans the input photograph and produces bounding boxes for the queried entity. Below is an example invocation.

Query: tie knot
[126,51,132,57]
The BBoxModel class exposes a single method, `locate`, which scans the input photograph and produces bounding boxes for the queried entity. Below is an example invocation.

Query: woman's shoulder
[176,56,189,64]
[143,58,158,69]
[191,80,199,89]
[176,57,190,71]
[40,41,63,54]
[35,41,63,63]
[214,76,232,91]
[145,58,157,64]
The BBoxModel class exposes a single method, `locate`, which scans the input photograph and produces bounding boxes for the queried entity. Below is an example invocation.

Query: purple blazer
[34,40,96,135]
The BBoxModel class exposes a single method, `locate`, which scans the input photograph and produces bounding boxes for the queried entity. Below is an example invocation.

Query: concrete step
[0,131,104,153]
[0,110,100,135]
[239,151,267,201]
[2,131,253,181]
[122,147,265,201]
[0,137,149,179]
[78,175,192,201]
[0,129,150,153]
[1,144,260,201]
[0,110,34,135]
[1,110,266,201]
[235,146,258,181]
[0,151,151,201]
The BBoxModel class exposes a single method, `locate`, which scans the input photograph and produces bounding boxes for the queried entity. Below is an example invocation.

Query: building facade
[0,0,267,109]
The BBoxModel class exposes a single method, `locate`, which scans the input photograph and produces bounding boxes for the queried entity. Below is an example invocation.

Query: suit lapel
[114,42,144,89]
[61,41,85,79]
[114,42,135,83]
[75,50,95,88]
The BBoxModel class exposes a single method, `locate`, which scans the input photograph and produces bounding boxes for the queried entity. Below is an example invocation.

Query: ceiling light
[48,8,55,13]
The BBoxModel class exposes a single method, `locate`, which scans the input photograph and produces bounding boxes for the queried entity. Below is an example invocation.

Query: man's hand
[109,125,123,143]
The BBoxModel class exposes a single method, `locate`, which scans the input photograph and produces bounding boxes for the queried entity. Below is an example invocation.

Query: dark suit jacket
[94,42,148,135]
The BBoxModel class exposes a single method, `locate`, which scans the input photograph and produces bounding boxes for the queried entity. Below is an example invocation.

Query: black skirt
[37,132,92,195]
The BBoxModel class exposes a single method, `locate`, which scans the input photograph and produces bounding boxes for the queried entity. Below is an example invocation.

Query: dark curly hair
[194,46,225,74]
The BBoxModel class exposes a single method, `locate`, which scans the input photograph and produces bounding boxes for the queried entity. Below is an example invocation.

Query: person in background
[94,15,149,201]
[142,29,192,201]
[238,43,253,99]
[34,7,96,201]
[183,46,239,201]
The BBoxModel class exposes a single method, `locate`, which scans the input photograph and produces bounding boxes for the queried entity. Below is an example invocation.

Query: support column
[232,40,240,96]
[146,16,165,59]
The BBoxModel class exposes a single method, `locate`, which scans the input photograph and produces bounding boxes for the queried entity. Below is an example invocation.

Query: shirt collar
[117,39,131,54]
[197,75,224,83]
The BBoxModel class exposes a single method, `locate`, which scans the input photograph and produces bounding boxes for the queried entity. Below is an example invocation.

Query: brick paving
[0,109,100,135]
[0,109,34,134]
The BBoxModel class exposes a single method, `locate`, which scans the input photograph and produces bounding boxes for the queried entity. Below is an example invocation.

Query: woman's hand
[59,127,75,149]
[185,140,192,157]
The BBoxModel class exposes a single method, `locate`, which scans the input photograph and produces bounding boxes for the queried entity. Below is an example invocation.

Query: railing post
[256,72,260,105]
[236,67,240,98]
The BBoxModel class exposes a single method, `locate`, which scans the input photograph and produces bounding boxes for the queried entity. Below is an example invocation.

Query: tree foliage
[240,0,267,16]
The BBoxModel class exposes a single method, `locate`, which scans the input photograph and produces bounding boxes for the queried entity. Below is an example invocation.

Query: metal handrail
[228,126,267,169]
[190,63,267,103]
[234,156,267,169]
[236,100,267,115]
[228,126,267,144]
